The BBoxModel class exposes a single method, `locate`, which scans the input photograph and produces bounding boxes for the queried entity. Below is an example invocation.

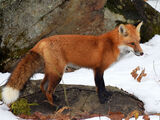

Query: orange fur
[2,23,143,105]
[7,51,44,90]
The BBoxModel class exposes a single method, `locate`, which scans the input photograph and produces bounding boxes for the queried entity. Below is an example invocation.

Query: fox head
[118,22,144,56]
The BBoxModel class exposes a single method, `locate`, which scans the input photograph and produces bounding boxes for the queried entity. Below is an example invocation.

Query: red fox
[2,22,143,105]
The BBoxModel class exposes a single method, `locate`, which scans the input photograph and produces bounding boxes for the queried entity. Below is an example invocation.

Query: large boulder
[0,0,160,72]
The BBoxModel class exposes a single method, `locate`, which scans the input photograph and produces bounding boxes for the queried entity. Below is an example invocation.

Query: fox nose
[140,52,144,56]
[135,51,144,56]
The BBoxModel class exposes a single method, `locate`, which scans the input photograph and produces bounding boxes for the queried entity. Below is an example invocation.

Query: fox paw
[98,91,112,104]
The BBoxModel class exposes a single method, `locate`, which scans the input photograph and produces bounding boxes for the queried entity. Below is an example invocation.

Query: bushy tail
[2,51,44,104]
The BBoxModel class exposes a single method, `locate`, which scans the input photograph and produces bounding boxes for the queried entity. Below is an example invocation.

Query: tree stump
[20,80,144,117]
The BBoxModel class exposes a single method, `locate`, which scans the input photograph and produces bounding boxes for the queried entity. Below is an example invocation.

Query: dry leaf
[131,66,140,79]
[18,112,51,120]
[50,114,71,120]
[56,106,70,114]
[108,111,124,120]
[131,66,147,82]
[153,113,160,116]
[125,110,140,120]
[143,114,150,120]
[18,114,37,119]
[137,69,147,82]
[34,112,50,120]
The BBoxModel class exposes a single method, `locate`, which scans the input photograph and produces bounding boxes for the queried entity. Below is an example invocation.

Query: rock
[0,0,160,72]
[105,0,160,43]
[20,80,144,116]
[0,0,106,72]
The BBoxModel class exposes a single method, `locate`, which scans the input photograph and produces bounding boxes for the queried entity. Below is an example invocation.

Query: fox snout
[118,45,144,56]
[134,44,144,56]
[134,51,144,56]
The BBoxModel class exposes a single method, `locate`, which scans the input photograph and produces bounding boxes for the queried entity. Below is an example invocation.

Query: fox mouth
[118,45,143,56]
[134,51,144,56]
[126,50,144,56]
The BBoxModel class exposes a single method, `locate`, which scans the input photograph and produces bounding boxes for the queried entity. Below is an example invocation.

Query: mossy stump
[17,80,145,117]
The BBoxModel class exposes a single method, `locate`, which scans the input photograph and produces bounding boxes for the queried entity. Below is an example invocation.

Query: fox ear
[136,21,143,33]
[119,24,128,36]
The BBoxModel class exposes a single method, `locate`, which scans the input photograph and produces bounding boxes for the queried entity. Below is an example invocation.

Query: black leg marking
[94,70,112,104]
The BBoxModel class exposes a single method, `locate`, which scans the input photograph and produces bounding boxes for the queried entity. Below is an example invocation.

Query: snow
[85,116,111,120]
[0,1,160,120]
[85,115,160,120]
[0,102,18,120]
[0,73,10,86]
[147,0,160,12]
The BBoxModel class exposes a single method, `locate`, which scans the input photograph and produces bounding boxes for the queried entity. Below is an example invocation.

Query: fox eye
[130,42,135,45]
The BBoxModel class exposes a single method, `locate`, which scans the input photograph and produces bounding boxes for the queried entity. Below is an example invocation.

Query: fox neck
[102,28,120,45]
[101,28,128,60]
[100,29,120,59]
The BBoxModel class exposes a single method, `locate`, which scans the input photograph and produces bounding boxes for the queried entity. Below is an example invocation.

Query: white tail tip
[2,86,19,104]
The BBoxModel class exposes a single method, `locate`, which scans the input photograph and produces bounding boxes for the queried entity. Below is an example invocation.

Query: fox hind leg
[40,75,48,95]
[44,61,65,105]
[45,73,61,105]
[43,51,67,105]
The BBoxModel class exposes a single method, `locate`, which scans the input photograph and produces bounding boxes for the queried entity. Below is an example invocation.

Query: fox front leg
[94,69,112,104]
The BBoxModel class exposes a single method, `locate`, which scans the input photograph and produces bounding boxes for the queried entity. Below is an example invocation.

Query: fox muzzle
[134,51,144,56]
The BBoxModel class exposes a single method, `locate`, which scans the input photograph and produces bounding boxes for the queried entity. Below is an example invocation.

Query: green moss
[11,98,38,115]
